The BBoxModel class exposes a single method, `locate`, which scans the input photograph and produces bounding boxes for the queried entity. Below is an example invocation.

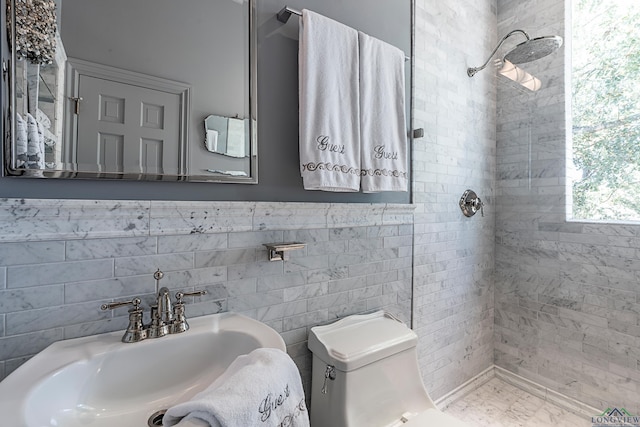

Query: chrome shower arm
[467,29,530,77]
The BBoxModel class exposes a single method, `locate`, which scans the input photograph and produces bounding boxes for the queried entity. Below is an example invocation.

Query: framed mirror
[5,0,257,183]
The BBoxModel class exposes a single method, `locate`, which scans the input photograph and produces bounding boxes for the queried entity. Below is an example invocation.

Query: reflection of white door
[66,58,190,176]
[77,75,181,175]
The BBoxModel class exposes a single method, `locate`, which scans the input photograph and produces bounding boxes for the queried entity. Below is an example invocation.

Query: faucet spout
[157,287,174,324]
[147,270,172,339]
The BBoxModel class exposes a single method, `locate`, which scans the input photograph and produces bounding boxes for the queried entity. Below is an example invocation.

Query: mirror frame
[4,0,258,184]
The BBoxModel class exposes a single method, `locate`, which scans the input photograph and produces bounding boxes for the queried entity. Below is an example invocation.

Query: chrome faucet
[100,269,207,343]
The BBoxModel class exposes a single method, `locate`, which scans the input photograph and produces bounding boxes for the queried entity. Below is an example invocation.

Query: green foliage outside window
[571,0,640,220]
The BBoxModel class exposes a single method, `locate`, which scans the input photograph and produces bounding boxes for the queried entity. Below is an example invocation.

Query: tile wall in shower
[412,0,497,399]
[495,0,640,414]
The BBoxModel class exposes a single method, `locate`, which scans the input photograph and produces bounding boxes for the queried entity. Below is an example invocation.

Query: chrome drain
[148,410,167,427]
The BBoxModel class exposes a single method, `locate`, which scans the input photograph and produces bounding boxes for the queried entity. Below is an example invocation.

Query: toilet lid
[402,409,469,427]
[308,311,417,371]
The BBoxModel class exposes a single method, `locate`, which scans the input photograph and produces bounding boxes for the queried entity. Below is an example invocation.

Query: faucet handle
[100,297,146,343]
[175,289,207,304]
[172,290,207,334]
[100,297,142,312]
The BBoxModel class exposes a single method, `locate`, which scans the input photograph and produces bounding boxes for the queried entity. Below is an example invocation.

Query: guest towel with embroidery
[358,31,408,192]
[162,348,309,427]
[299,9,360,192]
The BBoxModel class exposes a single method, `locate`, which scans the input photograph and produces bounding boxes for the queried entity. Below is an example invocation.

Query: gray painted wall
[0,0,411,204]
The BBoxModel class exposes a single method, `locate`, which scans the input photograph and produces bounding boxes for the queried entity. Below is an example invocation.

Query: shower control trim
[459,189,484,217]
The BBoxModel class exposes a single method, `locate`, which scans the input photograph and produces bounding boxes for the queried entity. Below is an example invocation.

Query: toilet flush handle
[321,365,336,394]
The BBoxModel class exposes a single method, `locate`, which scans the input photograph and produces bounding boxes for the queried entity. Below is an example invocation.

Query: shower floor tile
[443,377,592,427]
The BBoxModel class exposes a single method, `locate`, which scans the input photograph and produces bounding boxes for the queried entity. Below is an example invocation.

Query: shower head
[467,29,563,77]
[504,35,563,64]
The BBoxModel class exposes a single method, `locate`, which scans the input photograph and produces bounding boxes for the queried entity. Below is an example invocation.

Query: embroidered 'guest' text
[316,135,345,155]
[259,384,291,422]
[373,145,398,160]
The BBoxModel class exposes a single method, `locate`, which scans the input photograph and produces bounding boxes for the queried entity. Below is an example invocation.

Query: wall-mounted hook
[459,189,484,217]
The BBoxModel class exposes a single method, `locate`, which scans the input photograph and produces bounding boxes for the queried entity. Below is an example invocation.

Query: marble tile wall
[412,0,497,399]
[0,199,415,398]
[495,0,640,415]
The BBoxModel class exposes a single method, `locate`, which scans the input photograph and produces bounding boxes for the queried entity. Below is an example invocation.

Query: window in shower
[570,0,640,221]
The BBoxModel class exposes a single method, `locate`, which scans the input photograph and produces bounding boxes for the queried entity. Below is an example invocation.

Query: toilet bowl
[307,311,468,427]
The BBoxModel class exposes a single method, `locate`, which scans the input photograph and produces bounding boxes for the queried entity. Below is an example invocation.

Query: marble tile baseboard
[435,365,496,410]
[444,377,593,427]
[436,365,600,419]
[493,367,601,419]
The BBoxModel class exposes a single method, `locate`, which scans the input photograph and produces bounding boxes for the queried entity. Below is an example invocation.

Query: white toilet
[307,311,469,427]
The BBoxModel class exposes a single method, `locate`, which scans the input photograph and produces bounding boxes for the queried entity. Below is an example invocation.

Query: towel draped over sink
[163,348,310,427]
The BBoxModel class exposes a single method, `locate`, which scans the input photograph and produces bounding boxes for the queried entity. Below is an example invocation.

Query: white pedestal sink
[0,312,286,427]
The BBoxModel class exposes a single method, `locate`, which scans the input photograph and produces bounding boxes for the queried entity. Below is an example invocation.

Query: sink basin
[0,312,285,427]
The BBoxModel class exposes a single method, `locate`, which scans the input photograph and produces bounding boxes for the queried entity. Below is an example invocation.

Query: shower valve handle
[473,197,485,217]
[459,190,485,218]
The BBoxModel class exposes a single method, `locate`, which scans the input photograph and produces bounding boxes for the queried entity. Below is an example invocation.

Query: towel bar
[276,5,410,62]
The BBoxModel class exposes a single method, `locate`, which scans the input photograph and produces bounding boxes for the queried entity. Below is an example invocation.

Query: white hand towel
[36,108,51,129]
[358,32,408,192]
[163,348,309,427]
[206,129,219,152]
[36,120,46,167]
[15,113,28,167]
[25,113,44,169]
[299,9,360,192]
[226,118,246,158]
[42,127,57,147]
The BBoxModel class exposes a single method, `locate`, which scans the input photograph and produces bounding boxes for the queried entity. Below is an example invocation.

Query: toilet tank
[308,311,435,427]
